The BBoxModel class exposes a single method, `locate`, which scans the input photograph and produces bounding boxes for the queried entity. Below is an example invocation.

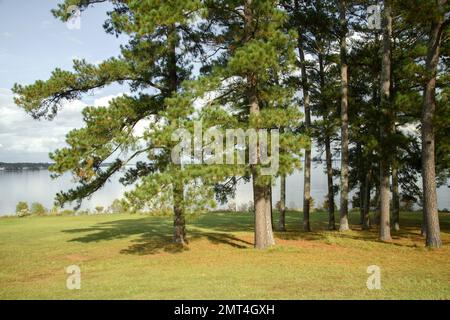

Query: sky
[0,0,129,162]
[0,1,385,163]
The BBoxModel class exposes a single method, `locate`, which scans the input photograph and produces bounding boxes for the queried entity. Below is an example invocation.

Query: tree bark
[252,177,275,249]
[168,24,187,245]
[421,0,446,248]
[173,181,187,244]
[294,0,311,232]
[338,0,350,232]
[379,162,392,241]
[325,135,336,230]
[379,0,393,242]
[279,174,287,231]
[266,185,275,242]
[362,167,372,230]
[269,185,274,231]
[357,142,364,226]
[318,51,335,231]
[245,0,275,249]
[359,181,364,225]
[374,183,380,226]
[392,160,400,231]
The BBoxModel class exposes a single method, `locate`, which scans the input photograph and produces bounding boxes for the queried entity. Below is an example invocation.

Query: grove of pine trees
[12,0,450,249]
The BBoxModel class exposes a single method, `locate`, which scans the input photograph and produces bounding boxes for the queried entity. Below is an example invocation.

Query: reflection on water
[0,162,449,215]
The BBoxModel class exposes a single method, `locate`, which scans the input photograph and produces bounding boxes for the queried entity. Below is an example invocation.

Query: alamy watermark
[171,121,279,176]
[366,265,381,290]
[66,5,81,30]
[66,265,81,290]
[367,5,382,30]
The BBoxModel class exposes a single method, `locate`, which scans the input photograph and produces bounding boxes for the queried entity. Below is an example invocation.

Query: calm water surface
[0,162,449,215]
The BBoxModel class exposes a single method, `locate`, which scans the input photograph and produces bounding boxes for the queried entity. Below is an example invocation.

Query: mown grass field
[0,211,449,300]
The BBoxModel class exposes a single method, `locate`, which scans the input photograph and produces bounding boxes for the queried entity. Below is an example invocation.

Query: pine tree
[13,0,206,245]
[338,0,350,231]
[419,0,448,248]
[197,0,305,248]
[293,0,312,232]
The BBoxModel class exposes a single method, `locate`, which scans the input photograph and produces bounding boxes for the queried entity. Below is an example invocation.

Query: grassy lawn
[0,210,449,300]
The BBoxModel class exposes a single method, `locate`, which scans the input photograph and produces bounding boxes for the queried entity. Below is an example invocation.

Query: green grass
[0,211,449,299]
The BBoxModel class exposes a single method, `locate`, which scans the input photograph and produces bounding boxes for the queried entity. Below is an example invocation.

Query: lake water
[1,162,449,215]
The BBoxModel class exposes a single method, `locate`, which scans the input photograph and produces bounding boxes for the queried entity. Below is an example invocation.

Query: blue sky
[0,0,129,162]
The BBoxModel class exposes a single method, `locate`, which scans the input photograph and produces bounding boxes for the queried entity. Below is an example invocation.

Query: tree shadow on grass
[62,211,449,254]
[275,222,450,248]
[121,231,252,255]
[62,215,253,255]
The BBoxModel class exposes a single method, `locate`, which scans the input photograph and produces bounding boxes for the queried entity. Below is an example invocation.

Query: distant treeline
[0,162,52,171]
[0,162,115,171]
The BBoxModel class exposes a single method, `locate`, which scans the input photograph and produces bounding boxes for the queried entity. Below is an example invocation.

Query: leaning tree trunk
[379,0,393,242]
[279,174,287,231]
[245,0,275,249]
[421,0,446,248]
[338,0,350,232]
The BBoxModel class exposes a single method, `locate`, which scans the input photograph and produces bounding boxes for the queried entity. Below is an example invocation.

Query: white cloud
[0,89,126,162]
[94,93,127,107]
[0,89,86,161]
[1,32,13,38]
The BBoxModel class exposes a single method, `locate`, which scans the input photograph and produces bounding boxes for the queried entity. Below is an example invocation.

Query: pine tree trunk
[357,143,364,226]
[266,185,275,243]
[374,184,380,226]
[421,0,446,248]
[362,167,372,230]
[303,147,312,232]
[168,23,187,245]
[269,185,274,231]
[295,0,311,232]
[253,180,267,248]
[379,161,392,241]
[253,178,275,249]
[325,135,336,230]
[318,51,335,231]
[245,0,275,249]
[359,179,365,226]
[391,28,400,233]
[421,210,427,237]
[392,160,400,231]
[279,174,287,231]
[379,0,392,242]
[338,0,350,232]
[173,181,187,244]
